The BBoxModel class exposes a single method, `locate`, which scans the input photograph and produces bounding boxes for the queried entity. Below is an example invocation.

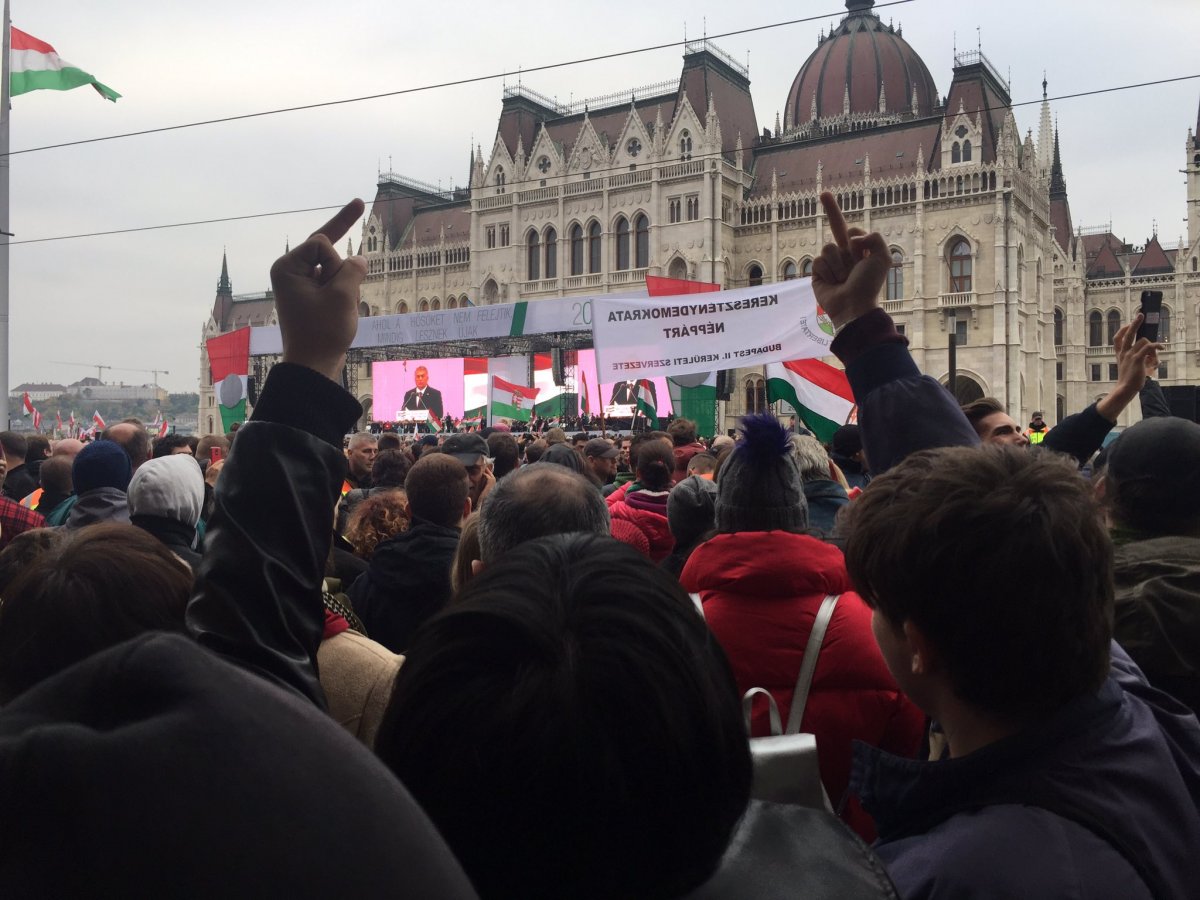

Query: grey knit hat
[667,475,717,547]
[715,415,808,533]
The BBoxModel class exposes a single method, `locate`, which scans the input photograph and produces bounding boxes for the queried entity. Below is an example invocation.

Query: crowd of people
[0,193,1197,898]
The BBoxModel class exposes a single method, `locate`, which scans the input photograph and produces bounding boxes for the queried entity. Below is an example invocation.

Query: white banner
[591,279,833,381]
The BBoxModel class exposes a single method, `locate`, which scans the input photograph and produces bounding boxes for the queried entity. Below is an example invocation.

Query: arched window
[431,298,441,311]
[447,297,458,309]
[634,214,649,268]
[1107,310,1121,345]
[527,231,541,280]
[952,142,961,163]
[1160,305,1172,343]
[614,217,630,271]
[962,139,972,162]
[887,250,904,301]
[494,167,505,193]
[418,299,430,312]
[744,377,766,414]
[570,224,584,276]
[1054,307,1064,346]
[782,261,797,280]
[949,239,972,293]
[801,258,813,278]
[588,222,602,274]
[748,264,763,287]
[668,257,688,280]
[680,129,693,160]
[1088,310,1103,347]
[208,415,214,433]
[358,301,370,317]
[544,227,557,278]
[482,279,498,305]
[398,300,409,314]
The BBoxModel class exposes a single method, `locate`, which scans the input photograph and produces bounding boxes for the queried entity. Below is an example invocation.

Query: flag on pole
[158,419,169,438]
[55,410,62,431]
[10,28,120,101]
[461,411,484,428]
[579,368,591,417]
[21,392,33,416]
[31,408,41,431]
[207,328,251,433]
[68,410,76,430]
[490,376,539,422]
[635,380,659,428]
[765,359,855,443]
[92,410,106,430]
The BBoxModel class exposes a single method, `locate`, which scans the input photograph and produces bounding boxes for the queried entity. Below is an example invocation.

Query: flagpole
[0,0,12,430]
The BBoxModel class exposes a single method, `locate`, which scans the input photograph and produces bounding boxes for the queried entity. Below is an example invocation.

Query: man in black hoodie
[349,451,469,652]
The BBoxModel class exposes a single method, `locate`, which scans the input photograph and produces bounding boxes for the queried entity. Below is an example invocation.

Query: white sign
[591,279,833,381]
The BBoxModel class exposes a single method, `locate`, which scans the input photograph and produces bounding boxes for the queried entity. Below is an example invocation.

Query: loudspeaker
[551,349,565,387]
[715,369,732,401]
[1161,385,1200,422]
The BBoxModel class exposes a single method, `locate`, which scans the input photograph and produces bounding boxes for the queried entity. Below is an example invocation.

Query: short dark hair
[24,436,50,461]
[0,523,192,701]
[486,432,520,479]
[151,434,193,459]
[572,432,589,445]
[523,439,548,464]
[404,454,468,529]
[628,431,669,473]
[377,433,402,452]
[375,534,751,900]
[39,456,72,495]
[960,397,1007,435]
[0,432,27,459]
[842,446,1112,720]
[477,463,609,563]
[687,452,718,475]
[370,449,413,489]
[636,439,675,491]
[668,418,698,446]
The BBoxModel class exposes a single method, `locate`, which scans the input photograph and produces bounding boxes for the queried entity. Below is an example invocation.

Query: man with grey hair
[476,462,610,567]
[790,433,849,536]
[345,432,377,489]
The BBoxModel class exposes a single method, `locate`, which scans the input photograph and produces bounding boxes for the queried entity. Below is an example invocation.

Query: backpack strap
[785,594,841,735]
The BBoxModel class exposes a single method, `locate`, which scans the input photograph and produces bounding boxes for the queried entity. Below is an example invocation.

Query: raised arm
[813,192,978,474]
[187,200,367,706]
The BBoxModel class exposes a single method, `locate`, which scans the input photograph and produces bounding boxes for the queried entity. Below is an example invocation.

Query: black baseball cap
[441,433,489,465]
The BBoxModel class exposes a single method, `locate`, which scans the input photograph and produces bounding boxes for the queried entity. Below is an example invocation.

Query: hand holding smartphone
[1137,290,1164,343]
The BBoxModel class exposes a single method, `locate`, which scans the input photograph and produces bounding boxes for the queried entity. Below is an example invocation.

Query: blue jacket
[851,645,1200,899]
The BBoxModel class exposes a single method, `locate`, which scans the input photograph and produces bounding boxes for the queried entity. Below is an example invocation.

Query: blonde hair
[346,490,410,559]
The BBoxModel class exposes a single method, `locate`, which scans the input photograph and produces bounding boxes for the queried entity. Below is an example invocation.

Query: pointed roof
[1049,128,1067,197]
[217,251,232,295]
[1133,234,1173,275]
[1088,239,1124,278]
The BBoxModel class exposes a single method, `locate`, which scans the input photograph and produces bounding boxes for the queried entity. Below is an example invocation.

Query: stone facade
[199,0,1200,438]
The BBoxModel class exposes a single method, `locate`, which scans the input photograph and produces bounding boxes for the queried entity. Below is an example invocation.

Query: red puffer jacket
[680,530,925,842]
[609,490,675,563]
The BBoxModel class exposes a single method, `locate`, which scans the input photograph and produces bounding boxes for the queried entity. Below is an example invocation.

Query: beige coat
[317,630,403,748]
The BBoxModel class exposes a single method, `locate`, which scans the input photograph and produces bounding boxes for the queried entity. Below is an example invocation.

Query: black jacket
[131,513,202,569]
[349,517,460,653]
[0,363,479,897]
[2,464,37,503]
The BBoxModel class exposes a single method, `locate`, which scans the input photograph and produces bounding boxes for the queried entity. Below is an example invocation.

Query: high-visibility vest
[1027,427,1047,445]
[19,487,43,510]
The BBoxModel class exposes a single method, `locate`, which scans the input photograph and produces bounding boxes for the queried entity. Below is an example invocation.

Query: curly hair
[345,490,411,559]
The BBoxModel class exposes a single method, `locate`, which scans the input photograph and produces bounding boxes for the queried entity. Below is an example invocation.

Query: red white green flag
[21,392,34,416]
[490,376,539,422]
[635,380,659,428]
[92,410,106,429]
[765,359,854,443]
[158,419,169,438]
[207,328,251,432]
[10,28,120,102]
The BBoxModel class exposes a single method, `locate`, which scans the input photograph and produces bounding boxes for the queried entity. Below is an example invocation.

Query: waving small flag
[635,380,659,428]
[21,392,34,417]
[158,419,169,438]
[11,28,121,102]
[765,359,854,443]
[31,409,42,431]
[92,410,106,430]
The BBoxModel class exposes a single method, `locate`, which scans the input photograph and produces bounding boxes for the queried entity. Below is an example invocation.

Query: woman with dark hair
[337,448,413,535]
[608,438,675,562]
[376,534,751,900]
[679,415,924,842]
[0,523,191,701]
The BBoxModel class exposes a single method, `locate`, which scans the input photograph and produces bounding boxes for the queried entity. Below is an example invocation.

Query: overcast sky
[9,0,1198,394]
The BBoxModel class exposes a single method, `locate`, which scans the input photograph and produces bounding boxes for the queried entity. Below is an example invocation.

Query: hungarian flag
[765,359,854,443]
[158,419,169,438]
[55,411,63,431]
[461,411,484,428]
[93,410,106,429]
[579,368,592,416]
[490,376,539,422]
[635,380,659,428]
[21,392,34,417]
[10,28,121,102]
[428,410,444,431]
[207,328,251,433]
[31,409,42,431]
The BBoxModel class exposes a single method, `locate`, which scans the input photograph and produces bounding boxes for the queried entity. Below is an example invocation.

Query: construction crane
[48,360,111,382]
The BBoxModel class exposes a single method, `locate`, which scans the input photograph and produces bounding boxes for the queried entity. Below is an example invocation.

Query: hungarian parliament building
[200,0,1200,435]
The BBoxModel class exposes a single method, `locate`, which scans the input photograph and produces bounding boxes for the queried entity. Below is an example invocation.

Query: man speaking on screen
[401,366,444,420]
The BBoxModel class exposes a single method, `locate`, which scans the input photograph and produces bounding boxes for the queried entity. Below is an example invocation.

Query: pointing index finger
[821,191,850,252]
[310,198,366,246]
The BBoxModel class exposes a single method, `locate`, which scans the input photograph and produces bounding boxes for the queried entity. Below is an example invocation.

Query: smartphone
[1137,290,1164,343]
[210,446,224,464]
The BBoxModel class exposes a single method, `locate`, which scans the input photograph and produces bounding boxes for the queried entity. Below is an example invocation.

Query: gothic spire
[217,250,232,295]
[1050,126,1067,198]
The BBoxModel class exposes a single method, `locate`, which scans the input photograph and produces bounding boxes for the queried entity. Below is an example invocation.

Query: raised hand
[811,191,891,330]
[269,199,367,382]
[1098,314,1165,422]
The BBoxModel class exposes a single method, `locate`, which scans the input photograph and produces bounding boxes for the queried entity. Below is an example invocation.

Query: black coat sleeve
[1041,403,1114,466]
[186,363,361,707]
[1139,377,1171,420]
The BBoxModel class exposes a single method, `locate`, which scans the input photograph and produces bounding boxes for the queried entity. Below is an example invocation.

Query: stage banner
[591,279,831,382]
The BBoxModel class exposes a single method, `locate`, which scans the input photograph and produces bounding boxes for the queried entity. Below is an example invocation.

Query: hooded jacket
[680,530,925,841]
[609,489,675,563]
[853,645,1200,900]
[64,487,130,529]
[348,518,461,653]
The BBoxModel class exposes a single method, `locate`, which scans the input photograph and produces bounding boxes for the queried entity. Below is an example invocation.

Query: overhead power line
[6,1,917,158]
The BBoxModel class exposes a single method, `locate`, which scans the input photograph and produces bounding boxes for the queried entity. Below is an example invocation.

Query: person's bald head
[51,439,84,460]
[101,422,151,472]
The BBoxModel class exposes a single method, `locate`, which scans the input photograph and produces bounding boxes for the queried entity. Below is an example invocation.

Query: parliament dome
[784,0,939,129]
